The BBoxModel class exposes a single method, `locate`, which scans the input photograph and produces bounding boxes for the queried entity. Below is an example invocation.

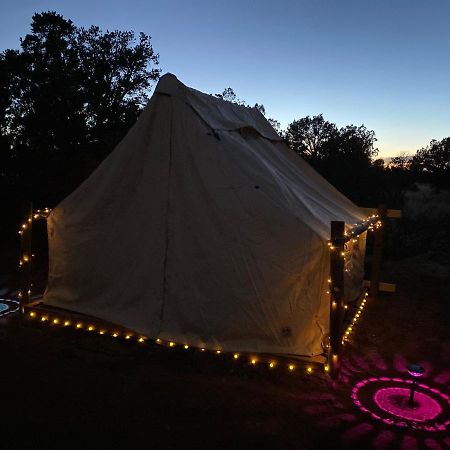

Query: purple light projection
[374,387,441,422]
[351,376,450,432]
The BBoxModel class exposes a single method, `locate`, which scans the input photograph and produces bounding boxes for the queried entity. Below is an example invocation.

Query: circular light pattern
[374,387,441,422]
[0,299,20,317]
[352,376,450,432]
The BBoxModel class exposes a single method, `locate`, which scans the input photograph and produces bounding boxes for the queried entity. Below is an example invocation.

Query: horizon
[1,0,449,158]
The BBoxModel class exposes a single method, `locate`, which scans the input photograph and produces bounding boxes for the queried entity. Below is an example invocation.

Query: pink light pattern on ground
[374,387,441,422]
[351,377,450,432]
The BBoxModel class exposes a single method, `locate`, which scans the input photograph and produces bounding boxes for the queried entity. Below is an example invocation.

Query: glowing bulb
[324,365,330,372]
[216,350,221,354]
[99,330,105,335]
[200,348,205,352]
[156,338,161,343]
[251,359,257,365]
[184,344,189,349]
[125,334,132,339]
[138,337,145,343]
[64,321,71,326]
[41,316,48,322]
[233,353,239,359]
[344,305,348,309]
[169,342,175,347]
[22,224,27,229]
[76,323,82,328]
[288,364,295,371]
[53,318,59,324]
[88,325,95,331]
[269,361,276,368]
[29,311,36,318]
[112,332,119,338]
[307,366,313,374]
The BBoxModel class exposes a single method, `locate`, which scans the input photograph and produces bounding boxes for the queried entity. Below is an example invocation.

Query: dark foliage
[0,11,160,209]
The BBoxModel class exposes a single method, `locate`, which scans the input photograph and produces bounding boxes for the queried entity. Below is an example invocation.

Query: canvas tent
[44,73,366,358]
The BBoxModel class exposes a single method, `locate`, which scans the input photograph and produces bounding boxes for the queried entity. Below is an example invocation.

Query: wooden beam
[361,207,402,219]
[369,205,386,299]
[19,202,33,313]
[329,220,345,378]
[363,280,396,293]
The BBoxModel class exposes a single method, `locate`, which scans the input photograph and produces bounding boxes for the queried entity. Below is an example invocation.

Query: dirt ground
[1,257,449,450]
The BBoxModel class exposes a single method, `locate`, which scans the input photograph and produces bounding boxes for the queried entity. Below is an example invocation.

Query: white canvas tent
[44,74,366,358]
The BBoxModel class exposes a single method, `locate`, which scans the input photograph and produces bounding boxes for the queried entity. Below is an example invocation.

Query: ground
[1,258,449,450]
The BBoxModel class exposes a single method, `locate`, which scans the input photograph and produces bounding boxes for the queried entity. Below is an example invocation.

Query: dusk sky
[2,0,449,157]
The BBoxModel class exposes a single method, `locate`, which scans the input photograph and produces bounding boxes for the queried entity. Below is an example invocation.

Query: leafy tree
[284,114,338,160]
[283,114,379,203]
[389,152,412,170]
[411,137,450,187]
[0,11,160,207]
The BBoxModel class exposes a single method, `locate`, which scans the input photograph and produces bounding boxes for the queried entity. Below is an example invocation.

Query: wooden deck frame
[19,205,396,378]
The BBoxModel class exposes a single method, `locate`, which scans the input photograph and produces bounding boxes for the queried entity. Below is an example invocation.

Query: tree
[284,115,338,160]
[411,137,450,186]
[0,11,160,207]
[389,152,412,170]
[284,115,378,204]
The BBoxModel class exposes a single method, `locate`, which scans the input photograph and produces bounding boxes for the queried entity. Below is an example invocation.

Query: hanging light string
[325,213,381,362]
[25,308,324,374]
[342,291,369,345]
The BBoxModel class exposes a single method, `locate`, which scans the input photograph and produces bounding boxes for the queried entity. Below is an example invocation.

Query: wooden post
[369,205,386,299]
[329,220,345,378]
[19,202,33,313]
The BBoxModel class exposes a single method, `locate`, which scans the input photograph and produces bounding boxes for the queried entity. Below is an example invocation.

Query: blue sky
[1,0,449,157]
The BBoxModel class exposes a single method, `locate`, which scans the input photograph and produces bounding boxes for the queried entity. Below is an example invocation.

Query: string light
[25,310,325,375]
[342,292,369,345]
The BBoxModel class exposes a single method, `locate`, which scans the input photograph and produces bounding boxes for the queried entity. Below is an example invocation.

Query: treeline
[1,12,449,251]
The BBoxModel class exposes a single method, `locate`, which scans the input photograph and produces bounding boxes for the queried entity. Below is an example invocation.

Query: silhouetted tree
[284,115,378,204]
[411,137,450,187]
[284,115,338,160]
[0,11,160,207]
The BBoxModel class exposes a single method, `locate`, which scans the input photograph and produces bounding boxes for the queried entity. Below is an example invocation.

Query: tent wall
[44,74,366,358]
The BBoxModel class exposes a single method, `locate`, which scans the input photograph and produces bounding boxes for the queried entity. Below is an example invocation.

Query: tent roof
[156,73,282,141]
